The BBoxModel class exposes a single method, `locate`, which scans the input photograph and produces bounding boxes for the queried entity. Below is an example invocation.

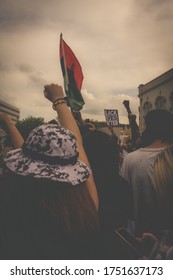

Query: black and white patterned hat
[4,124,91,185]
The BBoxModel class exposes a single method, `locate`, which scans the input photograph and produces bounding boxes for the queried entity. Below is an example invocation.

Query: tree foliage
[16,116,45,140]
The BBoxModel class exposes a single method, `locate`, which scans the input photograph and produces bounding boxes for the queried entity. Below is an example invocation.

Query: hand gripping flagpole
[60,33,69,93]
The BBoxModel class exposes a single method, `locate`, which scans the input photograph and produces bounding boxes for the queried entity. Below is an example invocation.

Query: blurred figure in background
[123,100,140,149]
[154,144,173,234]
[121,109,173,237]
[83,129,133,232]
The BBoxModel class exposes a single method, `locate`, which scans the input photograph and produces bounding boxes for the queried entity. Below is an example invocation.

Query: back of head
[143,110,173,145]
[4,124,91,186]
[0,172,99,259]
[83,130,120,202]
[84,130,119,174]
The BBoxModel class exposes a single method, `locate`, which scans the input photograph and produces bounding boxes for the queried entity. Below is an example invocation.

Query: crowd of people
[0,83,173,260]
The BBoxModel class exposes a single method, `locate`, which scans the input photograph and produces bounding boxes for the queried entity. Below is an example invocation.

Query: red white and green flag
[59,34,85,111]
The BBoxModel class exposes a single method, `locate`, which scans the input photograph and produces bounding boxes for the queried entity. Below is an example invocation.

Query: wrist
[52,97,69,110]
[52,99,68,110]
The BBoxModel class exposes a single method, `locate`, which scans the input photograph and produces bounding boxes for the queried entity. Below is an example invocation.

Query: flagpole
[60,33,69,92]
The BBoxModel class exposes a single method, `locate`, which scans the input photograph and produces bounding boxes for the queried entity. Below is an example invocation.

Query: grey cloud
[155,5,173,22]
[0,91,18,104]
[33,98,49,108]
[0,1,39,31]
[81,87,139,123]
[0,0,172,123]
[29,73,46,86]
[0,62,15,73]
[0,63,34,75]
[0,0,85,32]
[16,64,34,73]
[16,64,46,86]
[134,0,171,10]
[0,0,133,34]
[0,62,45,87]
[132,0,173,24]
[83,107,103,115]
[112,89,139,98]
[0,63,8,72]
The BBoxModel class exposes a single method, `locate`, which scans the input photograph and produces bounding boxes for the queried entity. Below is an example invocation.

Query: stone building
[0,100,20,122]
[138,68,173,132]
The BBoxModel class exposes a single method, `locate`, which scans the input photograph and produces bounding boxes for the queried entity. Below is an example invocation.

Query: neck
[146,140,170,149]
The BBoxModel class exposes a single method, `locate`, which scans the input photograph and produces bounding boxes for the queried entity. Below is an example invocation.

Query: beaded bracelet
[53,97,65,102]
[52,98,67,110]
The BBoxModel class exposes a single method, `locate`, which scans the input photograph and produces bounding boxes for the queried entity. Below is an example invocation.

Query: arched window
[155,96,166,109]
[143,102,152,128]
[143,101,152,115]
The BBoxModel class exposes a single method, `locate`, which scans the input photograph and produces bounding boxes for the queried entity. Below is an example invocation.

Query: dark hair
[142,110,173,146]
[83,130,132,232]
[83,130,120,176]
[83,130,121,202]
[0,173,99,259]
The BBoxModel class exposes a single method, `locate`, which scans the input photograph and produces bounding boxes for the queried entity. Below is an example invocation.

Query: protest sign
[104,109,119,126]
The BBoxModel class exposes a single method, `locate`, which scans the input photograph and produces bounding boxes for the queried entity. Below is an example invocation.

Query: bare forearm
[6,121,24,149]
[129,119,140,144]
[0,113,24,149]
[44,84,99,209]
[54,103,91,167]
[54,103,83,145]
[55,104,99,209]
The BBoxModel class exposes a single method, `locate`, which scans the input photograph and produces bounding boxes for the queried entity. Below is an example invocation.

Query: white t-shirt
[120,147,166,232]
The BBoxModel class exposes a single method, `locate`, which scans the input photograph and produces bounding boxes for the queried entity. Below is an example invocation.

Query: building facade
[0,100,20,138]
[138,68,173,132]
[0,100,20,122]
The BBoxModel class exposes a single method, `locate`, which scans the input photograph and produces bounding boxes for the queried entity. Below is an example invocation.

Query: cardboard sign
[104,109,119,127]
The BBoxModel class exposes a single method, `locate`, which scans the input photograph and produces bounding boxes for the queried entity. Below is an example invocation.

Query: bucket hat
[4,124,91,185]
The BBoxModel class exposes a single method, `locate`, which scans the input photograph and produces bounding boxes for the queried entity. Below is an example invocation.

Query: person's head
[86,123,96,132]
[83,130,120,177]
[142,110,173,146]
[154,144,173,212]
[83,130,121,201]
[3,124,98,236]
[125,139,134,152]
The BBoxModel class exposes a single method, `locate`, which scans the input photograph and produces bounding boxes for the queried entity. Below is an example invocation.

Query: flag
[59,34,85,111]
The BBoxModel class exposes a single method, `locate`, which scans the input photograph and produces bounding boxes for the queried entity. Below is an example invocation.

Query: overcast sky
[0,0,173,123]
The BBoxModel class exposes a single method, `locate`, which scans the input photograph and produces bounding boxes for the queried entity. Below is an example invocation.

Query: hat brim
[4,149,91,186]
